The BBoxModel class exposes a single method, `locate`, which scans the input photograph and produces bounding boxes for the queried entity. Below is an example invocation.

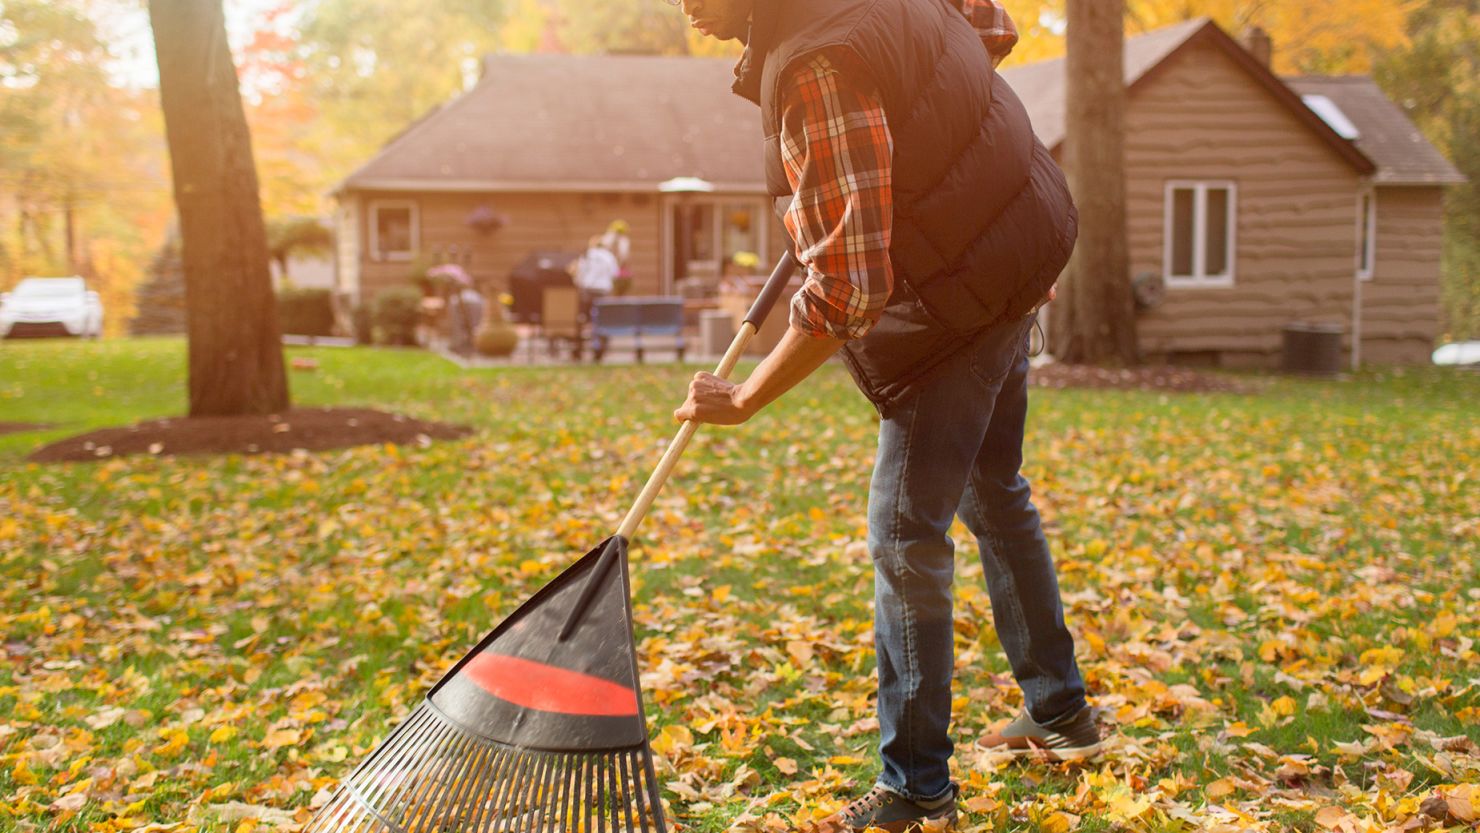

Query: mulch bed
[1030,362,1255,393]
[27,408,473,463]
[0,422,50,437]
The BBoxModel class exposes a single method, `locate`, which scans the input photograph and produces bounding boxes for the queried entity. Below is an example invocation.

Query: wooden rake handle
[558,252,798,641]
[615,250,798,540]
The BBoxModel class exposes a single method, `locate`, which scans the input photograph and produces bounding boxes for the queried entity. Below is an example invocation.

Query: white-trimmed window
[369,199,419,262]
[1164,181,1237,287]
[1357,188,1377,281]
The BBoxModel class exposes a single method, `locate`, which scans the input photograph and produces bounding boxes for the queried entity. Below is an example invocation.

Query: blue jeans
[868,315,1086,803]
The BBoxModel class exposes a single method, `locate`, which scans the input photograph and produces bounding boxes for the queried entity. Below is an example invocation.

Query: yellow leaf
[827,755,864,766]
[210,726,238,744]
[1038,811,1076,833]
[650,725,693,757]
[1271,695,1296,716]
[787,641,815,665]
[1314,806,1353,829]
[12,759,38,785]
[1225,721,1256,738]
[775,757,798,775]
[1104,788,1151,822]
[263,729,301,749]
[964,795,1000,814]
[1205,777,1238,800]
[519,559,543,575]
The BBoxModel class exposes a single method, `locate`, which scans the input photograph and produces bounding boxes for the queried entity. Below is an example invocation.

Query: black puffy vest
[732,0,1077,413]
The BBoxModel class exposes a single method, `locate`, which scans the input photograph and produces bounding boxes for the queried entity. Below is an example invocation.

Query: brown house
[335,18,1464,366]
[334,53,788,305]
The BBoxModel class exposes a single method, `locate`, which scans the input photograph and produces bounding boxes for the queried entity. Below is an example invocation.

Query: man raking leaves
[672,0,1099,830]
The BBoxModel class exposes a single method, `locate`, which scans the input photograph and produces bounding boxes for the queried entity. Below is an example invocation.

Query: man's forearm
[736,325,848,415]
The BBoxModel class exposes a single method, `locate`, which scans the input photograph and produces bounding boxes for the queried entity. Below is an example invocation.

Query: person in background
[600,220,633,293]
[570,234,620,319]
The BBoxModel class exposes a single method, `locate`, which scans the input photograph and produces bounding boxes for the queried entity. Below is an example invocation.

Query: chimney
[1242,26,1273,68]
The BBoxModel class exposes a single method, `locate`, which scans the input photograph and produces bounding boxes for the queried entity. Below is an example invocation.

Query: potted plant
[476,292,520,358]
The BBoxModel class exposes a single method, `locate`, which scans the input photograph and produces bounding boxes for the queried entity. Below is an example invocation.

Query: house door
[663,196,769,294]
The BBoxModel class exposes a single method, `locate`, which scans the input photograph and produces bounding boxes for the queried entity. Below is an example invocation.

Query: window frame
[1356,186,1377,281]
[662,194,771,293]
[1163,180,1238,289]
[368,199,420,263]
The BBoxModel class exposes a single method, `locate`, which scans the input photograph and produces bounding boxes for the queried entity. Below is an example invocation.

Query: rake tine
[528,751,557,827]
[607,752,623,833]
[404,724,474,833]
[359,705,436,812]
[534,753,556,833]
[638,749,658,833]
[473,742,520,833]
[548,753,574,833]
[467,743,515,833]
[598,754,610,833]
[392,723,454,830]
[515,752,550,827]
[559,754,581,833]
[378,710,455,824]
[641,745,665,833]
[617,749,635,833]
[486,746,535,832]
[604,752,620,833]
[336,708,411,818]
[585,753,599,833]
[437,738,494,833]
[425,726,483,829]
[624,751,646,833]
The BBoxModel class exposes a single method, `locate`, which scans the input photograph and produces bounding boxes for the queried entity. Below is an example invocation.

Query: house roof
[1001,17,1378,177]
[340,53,766,194]
[342,19,1465,195]
[1285,76,1467,185]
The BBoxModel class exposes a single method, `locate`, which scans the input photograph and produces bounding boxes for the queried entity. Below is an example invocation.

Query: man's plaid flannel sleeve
[780,54,895,341]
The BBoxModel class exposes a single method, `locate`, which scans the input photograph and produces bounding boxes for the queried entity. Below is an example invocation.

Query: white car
[0,277,104,339]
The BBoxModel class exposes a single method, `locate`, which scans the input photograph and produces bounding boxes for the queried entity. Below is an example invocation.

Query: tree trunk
[1053,0,1138,365]
[149,0,288,416]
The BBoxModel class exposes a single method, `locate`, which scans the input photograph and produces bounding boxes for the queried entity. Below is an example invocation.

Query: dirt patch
[0,422,51,437]
[27,407,474,463]
[1030,363,1254,394]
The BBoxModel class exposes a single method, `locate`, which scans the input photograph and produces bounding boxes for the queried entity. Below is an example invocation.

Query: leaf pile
[1,344,1476,832]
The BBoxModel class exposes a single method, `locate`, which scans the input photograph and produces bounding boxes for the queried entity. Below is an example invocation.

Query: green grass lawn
[1,337,1476,833]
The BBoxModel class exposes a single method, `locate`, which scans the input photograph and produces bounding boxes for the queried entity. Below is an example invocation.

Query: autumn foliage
[1,342,1476,831]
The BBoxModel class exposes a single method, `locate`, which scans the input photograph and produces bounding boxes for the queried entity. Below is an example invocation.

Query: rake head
[307,537,667,833]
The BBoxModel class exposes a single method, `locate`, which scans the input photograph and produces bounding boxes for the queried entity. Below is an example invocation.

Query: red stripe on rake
[461,653,639,717]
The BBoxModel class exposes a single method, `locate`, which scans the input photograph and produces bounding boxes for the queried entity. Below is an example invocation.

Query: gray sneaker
[975,706,1102,762]
[812,784,958,833]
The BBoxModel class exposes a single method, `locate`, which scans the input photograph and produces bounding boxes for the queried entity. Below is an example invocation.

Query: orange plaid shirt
[783,0,1019,340]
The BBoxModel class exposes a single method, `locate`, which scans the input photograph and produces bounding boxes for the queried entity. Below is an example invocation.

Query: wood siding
[353,191,662,300]
[347,190,789,303]
[1124,39,1365,366]
[1361,186,1444,364]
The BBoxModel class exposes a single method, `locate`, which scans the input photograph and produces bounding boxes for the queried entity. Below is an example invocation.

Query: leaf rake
[304,253,799,833]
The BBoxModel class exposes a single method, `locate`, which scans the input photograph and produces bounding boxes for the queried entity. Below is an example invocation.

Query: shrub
[373,288,423,346]
[276,288,336,337]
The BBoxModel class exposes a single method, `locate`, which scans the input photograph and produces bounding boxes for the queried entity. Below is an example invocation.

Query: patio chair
[542,286,584,360]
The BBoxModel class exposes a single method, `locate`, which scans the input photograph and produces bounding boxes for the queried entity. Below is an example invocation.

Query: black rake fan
[305,252,799,833]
